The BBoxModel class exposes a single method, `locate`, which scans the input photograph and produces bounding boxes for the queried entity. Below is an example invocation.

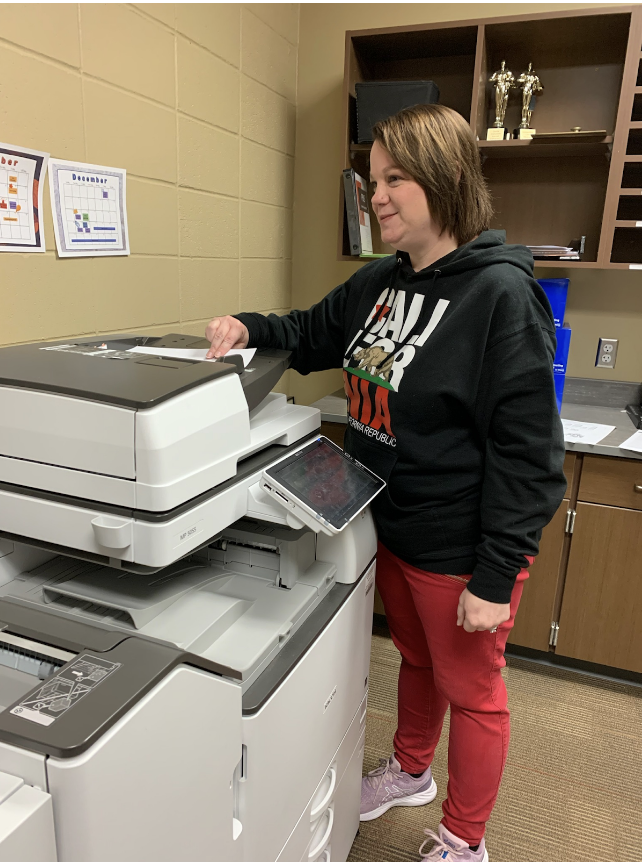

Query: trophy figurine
[488,61,515,140]
[516,63,543,139]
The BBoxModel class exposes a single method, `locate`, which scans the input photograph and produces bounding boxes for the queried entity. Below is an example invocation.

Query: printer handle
[91,516,133,549]
[308,806,334,861]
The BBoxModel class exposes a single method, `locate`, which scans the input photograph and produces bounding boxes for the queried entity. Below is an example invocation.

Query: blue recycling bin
[538,278,569,329]
[553,326,572,413]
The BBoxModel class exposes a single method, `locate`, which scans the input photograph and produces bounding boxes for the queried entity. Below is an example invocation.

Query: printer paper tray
[0,436,318,572]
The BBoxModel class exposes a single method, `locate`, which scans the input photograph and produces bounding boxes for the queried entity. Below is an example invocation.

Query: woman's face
[369,140,434,251]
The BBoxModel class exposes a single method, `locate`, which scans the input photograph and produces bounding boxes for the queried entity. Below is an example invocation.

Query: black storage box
[355,81,440,144]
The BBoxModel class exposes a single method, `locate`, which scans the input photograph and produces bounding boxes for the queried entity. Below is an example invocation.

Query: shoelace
[419,829,466,859]
[364,757,394,795]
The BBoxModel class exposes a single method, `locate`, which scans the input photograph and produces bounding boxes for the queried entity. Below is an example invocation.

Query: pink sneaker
[419,823,488,861]
[360,753,437,821]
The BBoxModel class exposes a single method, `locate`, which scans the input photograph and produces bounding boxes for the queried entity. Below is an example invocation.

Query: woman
[205,104,566,862]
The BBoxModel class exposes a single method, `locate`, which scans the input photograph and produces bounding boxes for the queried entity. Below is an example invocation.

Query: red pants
[375,542,529,845]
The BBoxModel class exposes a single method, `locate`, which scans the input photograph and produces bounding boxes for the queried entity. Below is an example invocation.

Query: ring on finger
[490,626,498,633]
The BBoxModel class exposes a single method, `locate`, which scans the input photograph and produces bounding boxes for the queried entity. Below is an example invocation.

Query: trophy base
[486,128,508,141]
[515,128,536,140]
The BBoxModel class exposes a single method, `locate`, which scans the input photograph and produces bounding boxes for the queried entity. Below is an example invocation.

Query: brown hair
[372,104,493,246]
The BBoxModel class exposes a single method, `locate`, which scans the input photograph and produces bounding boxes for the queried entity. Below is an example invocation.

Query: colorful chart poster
[0,141,49,253]
[48,158,129,257]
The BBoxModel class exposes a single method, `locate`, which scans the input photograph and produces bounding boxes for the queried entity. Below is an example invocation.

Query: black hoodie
[236,230,567,604]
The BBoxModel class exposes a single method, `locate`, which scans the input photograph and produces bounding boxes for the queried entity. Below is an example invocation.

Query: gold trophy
[516,63,543,139]
[488,61,515,140]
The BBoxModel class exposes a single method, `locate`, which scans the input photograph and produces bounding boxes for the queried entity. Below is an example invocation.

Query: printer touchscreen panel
[264,437,385,531]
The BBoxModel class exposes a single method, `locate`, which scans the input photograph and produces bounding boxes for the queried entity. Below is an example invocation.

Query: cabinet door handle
[635,484,642,494]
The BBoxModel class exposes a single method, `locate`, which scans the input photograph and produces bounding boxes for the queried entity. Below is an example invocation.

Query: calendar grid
[0,142,47,252]
[49,160,129,257]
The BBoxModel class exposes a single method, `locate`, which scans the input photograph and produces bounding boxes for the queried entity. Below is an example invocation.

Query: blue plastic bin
[538,278,569,329]
[553,326,572,413]
[554,326,571,375]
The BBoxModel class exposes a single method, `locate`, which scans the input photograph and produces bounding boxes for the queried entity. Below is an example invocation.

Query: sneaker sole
[359,778,438,822]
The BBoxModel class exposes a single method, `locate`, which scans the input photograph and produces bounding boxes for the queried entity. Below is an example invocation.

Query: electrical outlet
[595,337,618,369]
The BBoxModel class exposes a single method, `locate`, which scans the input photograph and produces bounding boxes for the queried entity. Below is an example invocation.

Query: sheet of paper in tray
[129,346,256,367]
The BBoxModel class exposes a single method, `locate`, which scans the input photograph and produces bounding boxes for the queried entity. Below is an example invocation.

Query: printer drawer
[241,569,374,862]
[0,488,136,562]
[324,727,366,862]
[276,696,368,862]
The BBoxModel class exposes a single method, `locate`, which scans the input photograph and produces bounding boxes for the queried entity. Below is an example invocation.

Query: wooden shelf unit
[339,6,642,269]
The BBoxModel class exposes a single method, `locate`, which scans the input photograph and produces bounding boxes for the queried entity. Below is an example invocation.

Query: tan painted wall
[291,2,641,406]
[0,3,298,367]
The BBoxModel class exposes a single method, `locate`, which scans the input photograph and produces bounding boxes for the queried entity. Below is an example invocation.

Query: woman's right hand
[205,316,249,359]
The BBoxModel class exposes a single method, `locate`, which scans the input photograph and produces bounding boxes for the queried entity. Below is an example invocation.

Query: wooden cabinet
[339,6,642,270]
[555,502,642,672]
[320,421,346,449]
[508,452,576,652]
[507,500,568,652]
[509,452,642,675]
[575,454,642,510]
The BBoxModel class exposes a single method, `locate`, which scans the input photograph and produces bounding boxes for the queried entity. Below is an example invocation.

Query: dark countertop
[311,378,642,462]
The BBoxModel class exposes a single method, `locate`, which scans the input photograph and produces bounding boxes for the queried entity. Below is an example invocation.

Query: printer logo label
[174,520,203,549]
[323,686,338,713]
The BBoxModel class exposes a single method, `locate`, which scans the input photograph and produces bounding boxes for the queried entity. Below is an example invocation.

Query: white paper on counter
[619,430,642,454]
[129,346,256,368]
[561,419,616,445]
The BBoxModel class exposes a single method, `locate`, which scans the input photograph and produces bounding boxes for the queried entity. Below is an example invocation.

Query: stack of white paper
[527,245,579,260]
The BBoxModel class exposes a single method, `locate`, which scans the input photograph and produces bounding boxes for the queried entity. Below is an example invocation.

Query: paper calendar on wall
[0,141,49,253]
[48,159,129,257]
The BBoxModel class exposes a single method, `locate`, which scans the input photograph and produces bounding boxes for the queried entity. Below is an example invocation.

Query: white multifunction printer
[0,333,384,862]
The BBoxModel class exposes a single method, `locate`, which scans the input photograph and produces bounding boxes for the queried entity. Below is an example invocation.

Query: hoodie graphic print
[342,283,450,448]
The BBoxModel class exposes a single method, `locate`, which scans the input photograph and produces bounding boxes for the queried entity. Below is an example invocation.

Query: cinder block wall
[0,3,298,353]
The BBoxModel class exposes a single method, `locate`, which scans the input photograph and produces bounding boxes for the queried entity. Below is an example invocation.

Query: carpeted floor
[348,627,642,861]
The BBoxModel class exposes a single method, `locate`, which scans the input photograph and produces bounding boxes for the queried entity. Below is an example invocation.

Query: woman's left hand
[456,588,511,633]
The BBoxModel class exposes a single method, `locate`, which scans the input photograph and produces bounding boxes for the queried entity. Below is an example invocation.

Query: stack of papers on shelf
[527,245,579,260]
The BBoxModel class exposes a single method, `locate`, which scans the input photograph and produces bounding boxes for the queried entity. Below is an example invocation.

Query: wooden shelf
[338,255,599,268]
[615,219,642,226]
[479,136,613,159]
[533,260,598,269]
[351,138,615,158]
[339,7,638,267]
